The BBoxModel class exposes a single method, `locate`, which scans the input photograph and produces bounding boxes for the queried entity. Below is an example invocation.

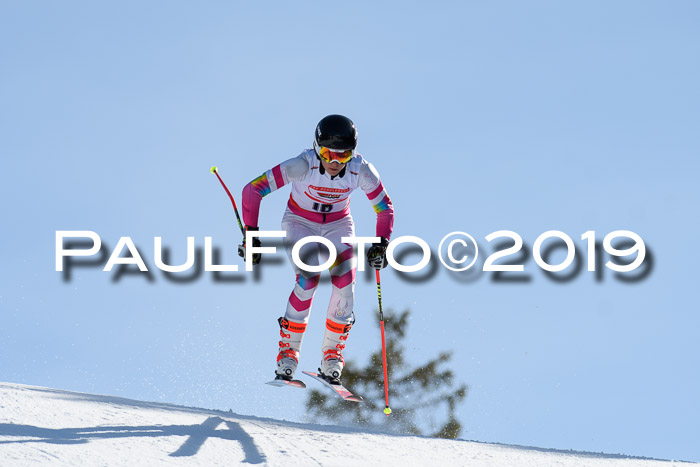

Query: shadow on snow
[0,416,265,464]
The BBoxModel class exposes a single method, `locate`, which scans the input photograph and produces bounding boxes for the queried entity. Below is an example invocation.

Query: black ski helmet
[314,114,358,150]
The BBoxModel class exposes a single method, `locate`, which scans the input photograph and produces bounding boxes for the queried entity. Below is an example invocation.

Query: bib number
[312,202,333,213]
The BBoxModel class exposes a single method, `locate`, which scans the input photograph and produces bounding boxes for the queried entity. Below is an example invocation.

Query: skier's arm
[242,155,308,228]
[360,161,394,240]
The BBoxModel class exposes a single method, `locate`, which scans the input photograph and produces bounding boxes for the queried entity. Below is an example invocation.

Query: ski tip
[302,371,364,402]
[210,166,218,174]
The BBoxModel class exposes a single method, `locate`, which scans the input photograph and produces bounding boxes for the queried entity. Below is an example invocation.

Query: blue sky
[1,1,699,462]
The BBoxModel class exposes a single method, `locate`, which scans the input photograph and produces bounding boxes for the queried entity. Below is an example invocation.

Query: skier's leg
[277,213,320,378]
[276,270,320,378]
[276,316,307,379]
[320,216,357,382]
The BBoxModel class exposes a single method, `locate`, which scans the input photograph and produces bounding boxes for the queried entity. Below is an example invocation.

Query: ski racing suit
[241,148,394,377]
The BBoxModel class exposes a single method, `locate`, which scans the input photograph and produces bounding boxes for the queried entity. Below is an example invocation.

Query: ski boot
[319,316,354,385]
[276,317,307,381]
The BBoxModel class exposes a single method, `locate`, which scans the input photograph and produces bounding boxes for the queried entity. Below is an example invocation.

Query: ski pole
[210,166,246,238]
[376,269,392,416]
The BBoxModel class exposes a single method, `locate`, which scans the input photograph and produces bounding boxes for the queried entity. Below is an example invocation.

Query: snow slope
[0,382,691,466]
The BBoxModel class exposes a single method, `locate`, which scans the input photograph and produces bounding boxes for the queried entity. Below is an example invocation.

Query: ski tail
[266,377,306,389]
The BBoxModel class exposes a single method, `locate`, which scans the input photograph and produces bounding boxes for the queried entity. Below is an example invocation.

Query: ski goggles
[317,146,354,164]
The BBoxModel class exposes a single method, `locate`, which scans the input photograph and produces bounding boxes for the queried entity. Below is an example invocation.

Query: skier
[239,114,394,385]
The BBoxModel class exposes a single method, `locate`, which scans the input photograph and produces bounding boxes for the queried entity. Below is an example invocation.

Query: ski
[266,377,306,389]
[302,371,364,402]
